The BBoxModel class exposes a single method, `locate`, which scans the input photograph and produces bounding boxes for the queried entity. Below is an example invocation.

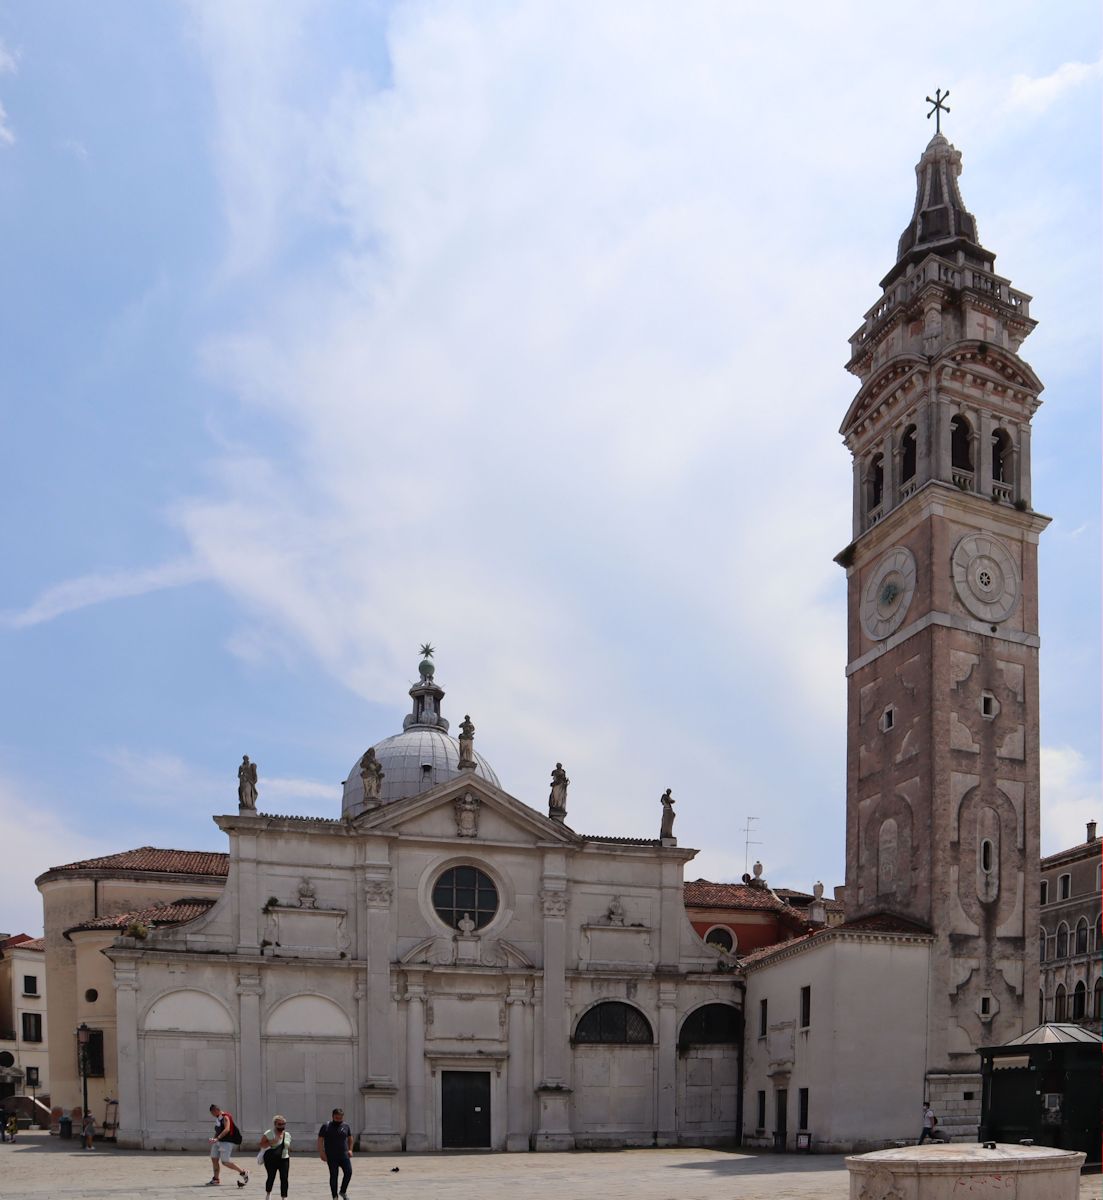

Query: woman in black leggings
[259,1117,291,1198]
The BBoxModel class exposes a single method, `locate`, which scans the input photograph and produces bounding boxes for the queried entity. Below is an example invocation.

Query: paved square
[0,1133,1098,1200]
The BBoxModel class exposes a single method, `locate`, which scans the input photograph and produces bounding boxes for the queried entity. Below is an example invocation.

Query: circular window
[705,927,734,952]
[0,1051,14,1068]
[432,865,498,931]
[85,988,99,1003]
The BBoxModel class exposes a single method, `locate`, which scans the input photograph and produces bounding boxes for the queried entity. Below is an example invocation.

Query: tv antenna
[741,816,762,874]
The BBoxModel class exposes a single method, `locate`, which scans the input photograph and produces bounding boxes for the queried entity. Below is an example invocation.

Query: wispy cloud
[1006,59,1103,114]
[1041,745,1101,854]
[2,559,208,629]
[0,38,17,146]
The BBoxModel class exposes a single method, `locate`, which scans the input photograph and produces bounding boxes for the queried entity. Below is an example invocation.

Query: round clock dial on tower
[860,546,917,641]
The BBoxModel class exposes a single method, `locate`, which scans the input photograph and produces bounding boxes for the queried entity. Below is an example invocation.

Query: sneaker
[206,1179,221,1186]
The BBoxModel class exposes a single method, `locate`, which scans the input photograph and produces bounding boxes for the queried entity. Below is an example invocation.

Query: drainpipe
[734,978,747,1148]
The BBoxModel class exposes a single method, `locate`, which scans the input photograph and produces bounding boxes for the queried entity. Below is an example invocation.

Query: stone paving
[0,1132,1098,1200]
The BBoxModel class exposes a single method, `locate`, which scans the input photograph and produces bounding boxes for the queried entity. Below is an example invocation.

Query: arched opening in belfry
[992,428,1013,483]
[900,424,917,483]
[868,453,884,509]
[950,415,973,471]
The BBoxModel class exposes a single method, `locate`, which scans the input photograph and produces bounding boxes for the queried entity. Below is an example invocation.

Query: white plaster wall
[742,936,930,1151]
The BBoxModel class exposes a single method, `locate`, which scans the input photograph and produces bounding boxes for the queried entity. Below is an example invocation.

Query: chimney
[1088,820,1098,842]
[808,882,827,928]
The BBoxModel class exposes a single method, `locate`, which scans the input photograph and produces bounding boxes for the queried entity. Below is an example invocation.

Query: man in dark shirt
[317,1108,353,1199]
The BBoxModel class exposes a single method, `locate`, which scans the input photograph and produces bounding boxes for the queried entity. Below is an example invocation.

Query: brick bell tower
[836,126,1049,1122]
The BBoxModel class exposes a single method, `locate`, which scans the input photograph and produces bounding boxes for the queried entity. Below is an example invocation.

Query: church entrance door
[441,1071,491,1148]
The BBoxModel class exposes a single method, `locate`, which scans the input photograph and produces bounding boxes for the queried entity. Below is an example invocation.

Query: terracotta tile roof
[65,897,217,938]
[11,937,44,952]
[0,934,35,950]
[584,835,661,846]
[684,879,805,920]
[43,846,229,877]
[775,888,845,912]
[738,911,933,968]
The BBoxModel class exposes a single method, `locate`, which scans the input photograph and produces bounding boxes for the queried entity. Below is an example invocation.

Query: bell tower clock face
[951,533,1020,623]
[860,546,917,641]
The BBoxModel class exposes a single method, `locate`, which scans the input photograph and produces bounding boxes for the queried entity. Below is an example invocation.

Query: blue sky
[1,2,1099,936]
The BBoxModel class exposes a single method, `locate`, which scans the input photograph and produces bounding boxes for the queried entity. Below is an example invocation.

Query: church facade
[108,655,743,1150]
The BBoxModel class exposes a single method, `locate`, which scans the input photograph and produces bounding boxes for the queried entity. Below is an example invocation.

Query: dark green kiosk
[978,1023,1101,1164]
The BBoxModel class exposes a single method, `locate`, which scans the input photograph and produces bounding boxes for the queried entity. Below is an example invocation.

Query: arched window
[679,1004,742,1048]
[573,1002,653,1045]
[991,428,1013,483]
[868,454,884,510]
[1038,989,1045,1024]
[1075,918,1089,956]
[704,927,734,953]
[950,415,973,471]
[1039,928,1047,963]
[1056,922,1069,958]
[900,424,917,483]
[1096,913,1102,951]
[1054,984,1067,1022]
[1072,981,1087,1021]
[1093,978,1103,1020]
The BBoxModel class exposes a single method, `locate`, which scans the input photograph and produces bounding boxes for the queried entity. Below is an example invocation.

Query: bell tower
[837,128,1049,1120]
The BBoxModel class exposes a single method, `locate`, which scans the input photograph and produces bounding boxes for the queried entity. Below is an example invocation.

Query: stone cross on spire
[925,87,950,135]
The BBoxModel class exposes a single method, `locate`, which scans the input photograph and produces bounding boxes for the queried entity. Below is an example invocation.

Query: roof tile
[65,897,217,937]
[44,846,229,877]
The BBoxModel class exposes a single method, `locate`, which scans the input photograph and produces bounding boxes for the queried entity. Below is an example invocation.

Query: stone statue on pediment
[360,747,384,805]
[549,763,569,822]
[659,788,676,839]
[454,792,480,838]
[458,714,476,769]
[238,756,258,810]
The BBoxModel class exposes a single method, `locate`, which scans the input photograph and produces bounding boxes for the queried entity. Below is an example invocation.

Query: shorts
[211,1141,235,1162]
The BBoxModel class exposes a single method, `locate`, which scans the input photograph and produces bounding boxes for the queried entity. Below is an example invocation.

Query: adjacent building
[1038,822,1101,1025]
[0,934,48,1109]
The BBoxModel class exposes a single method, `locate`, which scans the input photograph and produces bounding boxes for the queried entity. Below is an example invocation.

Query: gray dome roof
[342,728,500,818]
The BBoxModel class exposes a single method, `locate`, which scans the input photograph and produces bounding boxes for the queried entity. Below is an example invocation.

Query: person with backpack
[259,1115,291,1199]
[208,1103,249,1186]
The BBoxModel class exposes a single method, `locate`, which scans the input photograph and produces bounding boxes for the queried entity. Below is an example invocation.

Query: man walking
[918,1102,938,1144]
[317,1108,353,1199]
[208,1103,249,1186]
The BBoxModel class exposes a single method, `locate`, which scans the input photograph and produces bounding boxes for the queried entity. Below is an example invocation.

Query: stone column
[882,431,896,513]
[656,983,678,1146]
[506,981,531,1152]
[404,977,428,1152]
[360,874,401,1150]
[112,964,141,1147]
[237,971,264,1139]
[978,411,995,495]
[1018,425,1032,507]
[534,883,573,1150]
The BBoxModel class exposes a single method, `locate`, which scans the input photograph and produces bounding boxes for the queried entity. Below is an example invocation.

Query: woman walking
[259,1116,291,1199]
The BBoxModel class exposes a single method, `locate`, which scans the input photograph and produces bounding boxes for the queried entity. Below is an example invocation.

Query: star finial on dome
[419,642,435,659]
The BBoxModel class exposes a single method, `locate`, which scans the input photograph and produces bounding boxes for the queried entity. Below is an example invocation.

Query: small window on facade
[798,1088,809,1131]
[756,1090,766,1129]
[980,692,998,719]
[879,706,895,733]
[1056,923,1069,958]
[79,1029,105,1077]
[1040,880,1048,906]
[799,986,811,1029]
[85,988,99,1003]
[573,1002,653,1045]
[1058,873,1071,900]
[980,996,991,1016]
[1075,919,1088,956]
[900,425,917,483]
[705,927,734,953]
[759,998,768,1037]
[1072,982,1087,1021]
[23,975,38,996]
[950,415,973,471]
[1054,985,1067,1022]
[980,839,993,873]
[25,1066,39,1087]
[22,1013,42,1042]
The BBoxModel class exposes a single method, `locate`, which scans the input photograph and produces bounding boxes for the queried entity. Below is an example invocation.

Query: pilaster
[655,983,678,1146]
[534,880,573,1151]
[403,976,428,1152]
[112,965,141,1147]
[236,971,264,1137]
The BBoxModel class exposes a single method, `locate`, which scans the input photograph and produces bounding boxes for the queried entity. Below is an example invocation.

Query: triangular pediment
[351,774,582,847]
[840,359,926,438]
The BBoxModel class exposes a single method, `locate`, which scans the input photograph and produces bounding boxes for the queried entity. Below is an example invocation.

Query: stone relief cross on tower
[926,87,950,134]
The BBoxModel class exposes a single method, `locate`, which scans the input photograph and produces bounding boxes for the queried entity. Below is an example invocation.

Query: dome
[342,728,500,818]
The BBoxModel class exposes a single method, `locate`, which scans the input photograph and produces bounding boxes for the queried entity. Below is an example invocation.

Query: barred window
[680,1004,741,1047]
[431,865,498,930]
[574,1002,653,1044]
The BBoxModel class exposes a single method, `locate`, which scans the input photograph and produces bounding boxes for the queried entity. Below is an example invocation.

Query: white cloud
[0,39,16,146]
[1041,745,1101,855]
[1006,60,1103,114]
[2,558,208,628]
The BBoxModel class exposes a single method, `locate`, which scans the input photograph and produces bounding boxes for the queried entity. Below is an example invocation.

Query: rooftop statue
[659,788,676,840]
[237,755,258,810]
[549,762,569,822]
[360,747,385,803]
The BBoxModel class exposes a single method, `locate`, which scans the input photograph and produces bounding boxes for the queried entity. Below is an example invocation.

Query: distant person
[0,1107,7,1142]
[317,1108,353,1198]
[207,1103,248,1186]
[81,1110,95,1149]
[919,1102,938,1144]
[259,1115,291,1199]
[6,1110,18,1143]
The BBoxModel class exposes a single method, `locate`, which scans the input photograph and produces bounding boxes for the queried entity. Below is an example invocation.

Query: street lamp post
[77,1023,90,1139]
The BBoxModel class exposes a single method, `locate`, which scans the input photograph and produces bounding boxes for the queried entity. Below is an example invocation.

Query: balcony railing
[991,482,1013,502]
[951,469,974,491]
